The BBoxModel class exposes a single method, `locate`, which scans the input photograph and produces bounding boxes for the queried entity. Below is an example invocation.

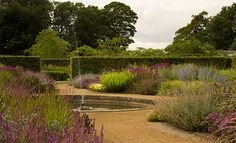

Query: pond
[70,95,155,112]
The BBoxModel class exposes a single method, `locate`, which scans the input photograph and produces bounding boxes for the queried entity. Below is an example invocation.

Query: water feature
[71,95,155,112]
[75,55,95,110]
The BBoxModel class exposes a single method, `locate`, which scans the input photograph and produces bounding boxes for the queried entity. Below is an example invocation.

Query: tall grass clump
[101,71,135,92]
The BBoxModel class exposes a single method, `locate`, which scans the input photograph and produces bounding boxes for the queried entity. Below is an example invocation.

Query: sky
[56,0,236,50]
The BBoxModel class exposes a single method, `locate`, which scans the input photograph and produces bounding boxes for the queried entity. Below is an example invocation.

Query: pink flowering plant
[0,67,104,143]
[204,93,236,143]
[126,63,168,95]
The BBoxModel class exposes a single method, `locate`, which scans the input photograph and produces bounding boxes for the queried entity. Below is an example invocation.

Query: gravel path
[58,84,215,143]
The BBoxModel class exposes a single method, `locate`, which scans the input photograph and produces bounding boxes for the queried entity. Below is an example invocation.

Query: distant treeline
[0,0,138,55]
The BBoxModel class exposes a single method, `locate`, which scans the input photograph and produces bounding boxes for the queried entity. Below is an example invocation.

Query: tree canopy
[169,3,236,53]
[29,29,69,58]
[0,1,138,55]
[0,0,52,55]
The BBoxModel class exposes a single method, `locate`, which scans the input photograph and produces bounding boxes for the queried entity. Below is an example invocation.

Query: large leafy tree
[174,11,210,42]
[171,3,236,52]
[165,37,218,56]
[103,2,138,46]
[74,6,106,48]
[29,29,69,58]
[0,0,52,55]
[207,3,236,50]
[98,37,128,52]
[52,1,84,50]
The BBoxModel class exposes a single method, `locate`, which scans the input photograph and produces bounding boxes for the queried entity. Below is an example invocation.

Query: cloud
[56,0,235,49]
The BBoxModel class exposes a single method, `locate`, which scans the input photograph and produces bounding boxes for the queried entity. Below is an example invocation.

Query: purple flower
[149,63,170,69]
[0,66,18,71]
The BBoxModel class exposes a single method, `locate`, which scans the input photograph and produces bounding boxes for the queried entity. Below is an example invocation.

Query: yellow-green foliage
[158,80,182,96]
[147,111,164,122]
[89,84,105,92]
[29,29,69,58]
[101,71,135,92]
[158,81,213,96]
[220,69,236,81]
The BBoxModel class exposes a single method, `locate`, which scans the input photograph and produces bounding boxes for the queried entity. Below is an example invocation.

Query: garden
[0,1,236,142]
[0,55,235,142]
[0,64,103,142]
[68,57,235,142]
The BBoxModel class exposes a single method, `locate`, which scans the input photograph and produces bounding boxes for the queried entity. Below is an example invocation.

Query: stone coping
[57,84,167,102]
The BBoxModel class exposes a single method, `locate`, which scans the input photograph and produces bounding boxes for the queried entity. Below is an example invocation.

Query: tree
[174,11,210,42]
[0,0,52,55]
[231,38,236,50]
[69,45,97,57]
[207,3,236,50]
[98,37,128,52]
[74,6,105,48]
[29,29,69,58]
[52,2,84,50]
[165,37,218,56]
[103,2,138,46]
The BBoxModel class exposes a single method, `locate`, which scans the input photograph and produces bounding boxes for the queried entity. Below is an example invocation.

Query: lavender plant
[159,64,227,83]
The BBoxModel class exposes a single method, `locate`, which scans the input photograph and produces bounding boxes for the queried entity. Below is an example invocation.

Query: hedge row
[0,56,41,71]
[43,71,69,81]
[42,59,70,67]
[71,57,232,78]
[232,57,236,68]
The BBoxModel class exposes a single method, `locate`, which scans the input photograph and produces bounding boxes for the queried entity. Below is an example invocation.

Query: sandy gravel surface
[58,84,215,143]
[89,109,214,143]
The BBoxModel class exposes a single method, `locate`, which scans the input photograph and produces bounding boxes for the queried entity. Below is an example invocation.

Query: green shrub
[71,57,232,78]
[220,69,236,81]
[152,80,225,131]
[147,111,164,122]
[158,80,183,96]
[159,67,178,80]
[43,71,69,81]
[0,56,41,71]
[89,84,105,92]
[232,57,236,68]
[29,28,69,58]
[101,71,135,92]
[155,94,220,131]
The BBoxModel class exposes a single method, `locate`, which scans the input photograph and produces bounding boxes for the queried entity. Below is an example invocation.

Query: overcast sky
[56,0,236,49]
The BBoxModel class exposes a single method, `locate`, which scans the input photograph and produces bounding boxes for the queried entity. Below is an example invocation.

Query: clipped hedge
[232,57,236,68]
[0,56,41,71]
[42,59,70,67]
[43,71,69,81]
[71,57,232,78]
